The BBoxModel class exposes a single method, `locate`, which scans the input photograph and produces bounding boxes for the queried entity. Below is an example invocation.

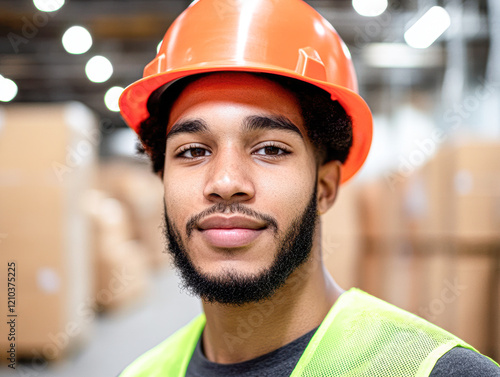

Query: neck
[200,240,344,364]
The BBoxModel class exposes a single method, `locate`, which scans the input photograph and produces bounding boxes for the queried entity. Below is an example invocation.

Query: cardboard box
[355,141,500,357]
[358,178,407,239]
[84,190,134,250]
[416,240,498,356]
[402,146,454,240]
[356,175,425,311]
[451,143,500,242]
[95,240,150,311]
[321,182,362,289]
[453,243,497,356]
[415,239,456,331]
[0,103,96,360]
[404,142,500,242]
[358,237,393,301]
[98,161,169,269]
[85,190,150,311]
[358,236,419,312]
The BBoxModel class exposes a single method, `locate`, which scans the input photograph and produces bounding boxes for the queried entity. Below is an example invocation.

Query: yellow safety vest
[119,288,498,376]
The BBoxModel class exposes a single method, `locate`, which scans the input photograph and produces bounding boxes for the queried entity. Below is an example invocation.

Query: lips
[197,215,267,248]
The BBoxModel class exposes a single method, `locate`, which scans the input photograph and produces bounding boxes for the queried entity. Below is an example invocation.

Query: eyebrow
[166,119,210,142]
[243,115,304,140]
[166,115,303,142]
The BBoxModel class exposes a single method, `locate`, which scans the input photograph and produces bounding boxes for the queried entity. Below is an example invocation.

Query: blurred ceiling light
[352,0,388,17]
[363,43,444,68]
[33,0,64,12]
[0,76,18,102]
[62,26,93,54]
[104,86,124,112]
[404,6,451,49]
[85,56,113,83]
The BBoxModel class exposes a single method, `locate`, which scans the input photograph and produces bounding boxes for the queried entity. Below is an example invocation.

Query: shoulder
[335,289,461,338]
[430,347,500,377]
[302,289,496,376]
[118,315,205,377]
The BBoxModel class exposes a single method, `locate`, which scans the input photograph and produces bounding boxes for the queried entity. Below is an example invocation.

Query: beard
[162,186,319,306]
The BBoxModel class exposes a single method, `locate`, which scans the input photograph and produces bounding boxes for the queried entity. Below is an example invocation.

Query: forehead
[166,72,306,136]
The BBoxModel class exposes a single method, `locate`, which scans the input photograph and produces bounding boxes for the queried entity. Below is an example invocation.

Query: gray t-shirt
[185,328,500,376]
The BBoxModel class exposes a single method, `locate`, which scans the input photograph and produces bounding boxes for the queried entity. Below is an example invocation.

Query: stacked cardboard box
[355,141,500,357]
[357,176,421,313]
[321,181,362,290]
[401,141,500,356]
[84,190,150,311]
[0,103,96,360]
[447,143,500,356]
[97,161,169,269]
[402,147,456,330]
[452,143,500,242]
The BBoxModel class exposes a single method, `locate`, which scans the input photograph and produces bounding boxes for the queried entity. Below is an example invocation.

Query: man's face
[162,73,319,305]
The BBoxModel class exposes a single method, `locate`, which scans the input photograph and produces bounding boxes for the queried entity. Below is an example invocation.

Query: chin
[195,256,274,279]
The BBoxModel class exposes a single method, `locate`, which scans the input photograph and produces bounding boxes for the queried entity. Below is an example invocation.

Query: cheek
[163,172,203,223]
[258,163,316,221]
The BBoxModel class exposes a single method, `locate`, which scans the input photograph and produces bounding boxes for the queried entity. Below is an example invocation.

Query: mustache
[186,202,279,238]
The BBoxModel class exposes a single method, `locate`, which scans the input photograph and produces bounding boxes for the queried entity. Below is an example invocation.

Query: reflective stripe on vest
[119,288,496,376]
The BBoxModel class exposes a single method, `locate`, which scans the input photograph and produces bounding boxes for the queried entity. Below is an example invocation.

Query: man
[118,0,500,375]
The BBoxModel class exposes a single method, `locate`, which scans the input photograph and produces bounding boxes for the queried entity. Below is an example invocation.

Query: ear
[317,160,341,214]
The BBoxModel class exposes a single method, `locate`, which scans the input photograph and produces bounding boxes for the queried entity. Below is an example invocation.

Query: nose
[203,148,255,204]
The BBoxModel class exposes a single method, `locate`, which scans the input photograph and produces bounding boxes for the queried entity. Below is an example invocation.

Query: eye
[254,144,291,157]
[177,146,212,159]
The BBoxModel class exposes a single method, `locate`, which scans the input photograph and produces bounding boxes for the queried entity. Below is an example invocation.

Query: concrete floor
[1,267,201,377]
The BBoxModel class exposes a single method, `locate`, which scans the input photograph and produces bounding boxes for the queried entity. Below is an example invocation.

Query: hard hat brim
[119,63,372,184]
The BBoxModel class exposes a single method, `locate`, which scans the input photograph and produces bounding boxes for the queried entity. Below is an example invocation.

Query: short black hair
[136,73,352,177]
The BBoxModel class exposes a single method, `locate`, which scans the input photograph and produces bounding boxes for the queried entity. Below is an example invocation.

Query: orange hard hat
[119,0,372,183]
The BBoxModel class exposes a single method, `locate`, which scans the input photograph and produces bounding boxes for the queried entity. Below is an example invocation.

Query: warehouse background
[0,0,499,375]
